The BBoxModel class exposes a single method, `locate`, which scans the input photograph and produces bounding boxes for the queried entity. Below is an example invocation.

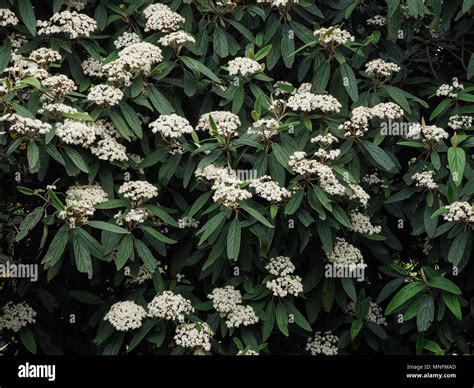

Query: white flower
[436,78,464,98]
[448,115,472,130]
[250,176,292,203]
[367,15,386,26]
[0,302,36,332]
[158,31,196,47]
[412,170,438,190]
[406,123,448,143]
[257,0,299,7]
[147,291,194,322]
[118,180,158,205]
[87,84,124,107]
[314,27,354,48]
[127,266,153,285]
[266,274,303,297]
[306,331,339,355]
[265,256,296,276]
[227,57,261,77]
[114,208,149,226]
[311,133,339,145]
[345,301,387,326]
[0,9,18,27]
[247,118,279,140]
[365,59,401,79]
[348,182,371,207]
[208,286,242,315]
[143,3,184,33]
[350,210,382,235]
[37,11,97,39]
[371,102,404,120]
[224,305,259,328]
[29,48,62,66]
[149,114,193,138]
[42,74,77,99]
[178,217,199,228]
[328,238,366,268]
[287,91,342,113]
[0,113,52,136]
[363,172,383,186]
[81,57,103,77]
[196,111,241,138]
[174,322,213,352]
[39,103,78,116]
[114,31,141,50]
[56,120,98,147]
[103,42,163,86]
[58,184,108,223]
[443,202,474,223]
[104,301,147,331]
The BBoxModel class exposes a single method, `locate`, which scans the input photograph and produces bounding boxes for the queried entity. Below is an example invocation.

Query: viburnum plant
[0,0,473,356]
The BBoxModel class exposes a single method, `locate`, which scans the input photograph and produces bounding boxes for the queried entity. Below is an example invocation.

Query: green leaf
[341,278,357,302]
[42,224,69,267]
[145,205,178,227]
[115,235,134,270]
[448,232,468,266]
[254,44,272,61]
[0,39,12,73]
[340,62,358,101]
[427,277,462,295]
[18,0,37,36]
[423,339,443,354]
[127,320,155,353]
[362,141,396,171]
[416,295,434,332]
[448,147,465,186]
[241,204,274,228]
[430,99,452,120]
[197,211,227,244]
[441,292,462,320]
[385,282,426,315]
[135,239,157,271]
[187,192,213,218]
[276,303,289,337]
[70,290,103,304]
[95,199,129,210]
[15,207,43,242]
[64,147,89,173]
[20,327,37,353]
[332,205,352,229]
[148,86,175,115]
[73,231,93,277]
[312,186,332,211]
[27,142,39,169]
[87,221,130,234]
[227,219,241,260]
[383,85,411,114]
[284,190,304,215]
[140,225,177,244]
[181,56,221,83]
[351,319,363,342]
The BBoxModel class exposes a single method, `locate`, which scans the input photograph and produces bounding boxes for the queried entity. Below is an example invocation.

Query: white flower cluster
[149,114,193,138]
[311,133,339,146]
[37,11,97,39]
[58,184,108,223]
[341,103,404,137]
[412,170,438,190]
[347,182,371,207]
[178,216,200,228]
[314,148,341,161]
[114,208,149,227]
[81,57,103,77]
[363,172,383,186]
[406,123,448,144]
[365,59,401,79]
[0,113,52,137]
[287,90,342,113]
[29,48,62,66]
[90,135,128,162]
[103,42,163,86]
[443,202,474,223]
[143,3,184,33]
[195,164,252,208]
[250,176,292,203]
[208,286,258,328]
[174,322,213,352]
[328,237,366,269]
[0,302,37,332]
[158,31,196,47]
[0,8,18,26]
[367,15,386,26]
[114,31,141,50]
[265,256,303,297]
[448,115,473,130]
[42,74,77,99]
[39,103,78,117]
[257,0,299,7]
[345,301,387,326]
[237,349,259,355]
[87,84,124,107]
[104,301,147,331]
[306,331,339,355]
[247,118,280,140]
[436,78,464,98]
[273,81,294,96]
[350,210,382,235]
[127,266,153,285]
[227,57,261,77]
[118,180,158,206]
[196,111,241,138]
[56,119,97,147]
[147,291,194,323]
[314,27,355,48]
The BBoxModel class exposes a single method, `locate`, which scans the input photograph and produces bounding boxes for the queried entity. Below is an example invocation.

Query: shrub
[0,0,473,356]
